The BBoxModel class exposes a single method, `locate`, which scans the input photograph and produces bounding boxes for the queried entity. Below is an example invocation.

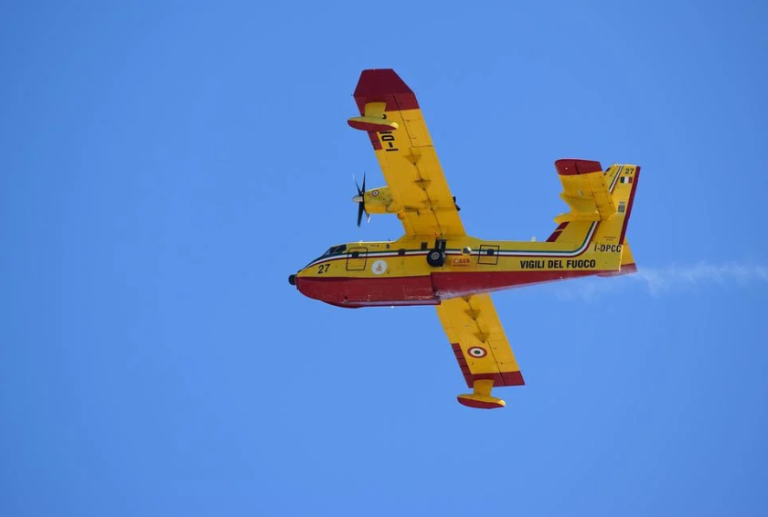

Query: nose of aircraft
[288,274,296,286]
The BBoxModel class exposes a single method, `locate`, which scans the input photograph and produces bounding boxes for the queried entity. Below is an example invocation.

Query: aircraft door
[346,246,368,271]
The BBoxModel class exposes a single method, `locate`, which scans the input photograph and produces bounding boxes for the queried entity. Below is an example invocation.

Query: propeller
[353,173,370,227]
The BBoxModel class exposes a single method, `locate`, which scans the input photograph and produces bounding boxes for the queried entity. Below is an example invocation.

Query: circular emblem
[371,260,387,275]
[372,189,379,197]
[467,347,487,358]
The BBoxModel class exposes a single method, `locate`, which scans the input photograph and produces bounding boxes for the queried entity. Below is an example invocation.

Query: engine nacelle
[363,187,400,214]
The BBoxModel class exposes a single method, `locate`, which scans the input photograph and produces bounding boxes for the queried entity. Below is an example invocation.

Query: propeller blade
[353,172,368,227]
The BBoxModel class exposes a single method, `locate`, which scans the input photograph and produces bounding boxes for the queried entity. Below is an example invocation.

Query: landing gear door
[346,247,368,271]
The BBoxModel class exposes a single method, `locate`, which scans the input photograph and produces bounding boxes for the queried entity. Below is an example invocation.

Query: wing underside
[349,69,465,238]
[436,294,524,409]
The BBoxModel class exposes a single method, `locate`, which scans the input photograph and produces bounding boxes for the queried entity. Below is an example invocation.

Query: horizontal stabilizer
[554,159,617,223]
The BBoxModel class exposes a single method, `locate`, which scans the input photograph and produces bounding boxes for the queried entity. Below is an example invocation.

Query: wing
[348,69,465,237]
[436,294,524,409]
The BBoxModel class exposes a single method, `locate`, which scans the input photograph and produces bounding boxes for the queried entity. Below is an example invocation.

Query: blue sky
[2,1,767,516]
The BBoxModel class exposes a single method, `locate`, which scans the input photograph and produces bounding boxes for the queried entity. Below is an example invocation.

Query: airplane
[288,69,640,409]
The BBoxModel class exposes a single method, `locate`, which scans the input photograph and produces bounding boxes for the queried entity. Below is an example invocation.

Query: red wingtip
[353,69,419,114]
[555,159,603,176]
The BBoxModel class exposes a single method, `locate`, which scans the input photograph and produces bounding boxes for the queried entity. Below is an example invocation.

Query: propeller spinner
[353,173,370,227]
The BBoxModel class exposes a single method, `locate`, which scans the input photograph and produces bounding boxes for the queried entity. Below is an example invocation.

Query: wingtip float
[289,69,641,409]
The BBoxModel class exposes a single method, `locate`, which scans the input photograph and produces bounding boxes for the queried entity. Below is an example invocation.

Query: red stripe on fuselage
[296,270,606,308]
[431,270,598,298]
[546,231,562,243]
[296,275,436,307]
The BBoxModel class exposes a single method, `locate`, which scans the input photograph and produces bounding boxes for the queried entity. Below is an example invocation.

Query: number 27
[317,264,330,274]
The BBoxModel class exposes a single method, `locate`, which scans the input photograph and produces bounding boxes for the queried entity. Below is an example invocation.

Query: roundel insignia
[372,189,379,197]
[467,346,487,358]
[372,260,387,275]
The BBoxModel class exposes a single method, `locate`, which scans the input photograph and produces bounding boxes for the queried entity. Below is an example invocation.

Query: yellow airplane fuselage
[291,222,636,308]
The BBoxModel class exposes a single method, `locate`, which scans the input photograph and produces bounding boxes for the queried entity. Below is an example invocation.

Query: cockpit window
[305,244,349,269]
[320,244,347,258]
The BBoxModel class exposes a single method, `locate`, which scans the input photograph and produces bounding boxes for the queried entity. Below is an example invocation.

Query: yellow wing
[436,294,523,409]
[348,69,465,238]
